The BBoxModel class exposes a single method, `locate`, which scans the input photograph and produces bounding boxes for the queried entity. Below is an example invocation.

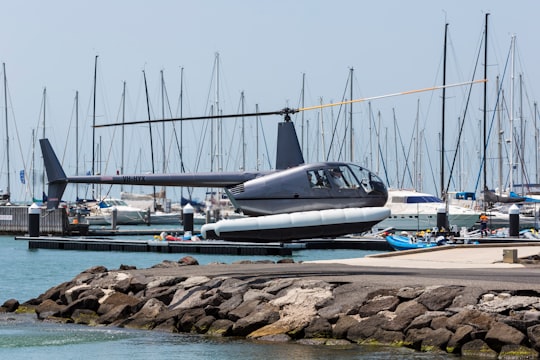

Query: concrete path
[310,243,540,269]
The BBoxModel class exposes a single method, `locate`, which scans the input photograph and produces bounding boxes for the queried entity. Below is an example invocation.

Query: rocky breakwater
[3,257,540,358]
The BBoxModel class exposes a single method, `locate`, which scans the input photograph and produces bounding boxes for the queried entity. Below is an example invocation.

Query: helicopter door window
[307,170,329,188]
[329,166,358,189]
[348,164,377,193]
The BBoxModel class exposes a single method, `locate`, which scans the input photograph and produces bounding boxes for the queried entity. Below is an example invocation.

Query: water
[0,232,454,359]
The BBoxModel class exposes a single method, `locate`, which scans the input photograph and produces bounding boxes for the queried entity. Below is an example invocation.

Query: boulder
[228,299,261,322]
[527,324,540,351]
[498,344,539,359]
[232,303,279,337]
[60,295,100,318]
[365,329,404,346]
[485,321,526,352]
[97,304,133,325]
[217,293,243,318]
[382,300,427,332]
[35,299,65,319]
[1,298,19,312]
[416,285,463,311]
[446,324,474,353]
[72,309,99,325]
[303,317,333,339]
[177,307,206,332]
[333,315,359,339]
[193,315,216,334]
[347,314,388,342]
[396,286,424,300]
[461,339,498,358]
[405,311,448,332]
[357,295,400,317]
[122,298,167,330]
[179,256,199,266]
[97,292,141,315]
[446,309,495,331]
[206,319,234,337]
[405,327,453,351]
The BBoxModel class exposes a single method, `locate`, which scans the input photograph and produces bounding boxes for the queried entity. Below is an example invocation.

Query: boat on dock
[376,189,480,231]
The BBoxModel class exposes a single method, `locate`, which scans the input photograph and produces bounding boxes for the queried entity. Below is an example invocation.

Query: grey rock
[333,315,359,339]
[527,324,540,351]
[498,344,539,359]
[461,339,498,358]
[303,317,332,339]
[193,315,216,334]
[357,295,400,317]
[206,319,234,337]
[416,285,464,311]
[1,298,19,312]
[382,300,427,332]
[485,321,526,352]
[446,324,474,353]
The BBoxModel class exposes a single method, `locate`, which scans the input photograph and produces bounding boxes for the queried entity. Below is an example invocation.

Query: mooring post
[28,203,41,237]
[183,203,194,238]
[110,207,118,230]
[509,204,520,237]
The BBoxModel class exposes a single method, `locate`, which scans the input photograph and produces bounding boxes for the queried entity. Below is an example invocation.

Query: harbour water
[0,231,453,359]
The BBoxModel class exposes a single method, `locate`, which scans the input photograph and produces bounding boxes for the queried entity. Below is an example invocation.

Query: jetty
[15,234,393,256]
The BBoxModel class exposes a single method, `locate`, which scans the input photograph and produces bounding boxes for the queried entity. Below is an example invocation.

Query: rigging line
[423,130,439,196]
[397,108,415,188]
[473,40,511,194]
[326,72,350,162]
[445,31,483,195]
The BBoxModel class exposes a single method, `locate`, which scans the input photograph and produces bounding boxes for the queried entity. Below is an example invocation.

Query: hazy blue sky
[1,0,539,202]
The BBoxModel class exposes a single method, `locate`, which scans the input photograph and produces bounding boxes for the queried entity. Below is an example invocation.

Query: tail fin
[39,139,67,209]
[275,121,304,169]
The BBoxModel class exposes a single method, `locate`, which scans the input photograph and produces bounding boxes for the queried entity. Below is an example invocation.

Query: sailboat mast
[349,67,354,162]
[441,23,448,200]
[161,70,166,174]
[92,55,98,199]
[509,34,515,193]
[483,14,489,202]
[142,70,156,211]
[120,81,126,193]
[496,77,503,194]
[301,73,305,155]
[2,63,9,199]
[75,90,79,200]
[42,87,46,198]
[241,91,245,171]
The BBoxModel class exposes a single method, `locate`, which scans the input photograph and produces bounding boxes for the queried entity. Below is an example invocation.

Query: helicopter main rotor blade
[93,108,299,128]
[93,79,485,128]
[298,79,487,112]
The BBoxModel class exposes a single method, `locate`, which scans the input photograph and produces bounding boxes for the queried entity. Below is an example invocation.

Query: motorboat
[89,198,147,225]
[376,189,481,232]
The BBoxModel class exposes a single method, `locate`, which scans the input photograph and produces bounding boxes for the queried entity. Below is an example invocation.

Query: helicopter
[40,80,484,242]
[39,107,390,242]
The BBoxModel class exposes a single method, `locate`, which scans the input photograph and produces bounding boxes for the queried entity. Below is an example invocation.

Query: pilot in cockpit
[330,168,346,188]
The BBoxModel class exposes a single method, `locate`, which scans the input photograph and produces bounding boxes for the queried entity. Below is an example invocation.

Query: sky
[1,0,539,203]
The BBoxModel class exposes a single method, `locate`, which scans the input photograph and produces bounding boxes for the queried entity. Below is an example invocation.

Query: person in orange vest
[479,213,489,237]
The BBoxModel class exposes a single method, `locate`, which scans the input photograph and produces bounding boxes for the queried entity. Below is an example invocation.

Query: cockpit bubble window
[348,164,383,193]
[327,166,359,189]
[307,169,330,188]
